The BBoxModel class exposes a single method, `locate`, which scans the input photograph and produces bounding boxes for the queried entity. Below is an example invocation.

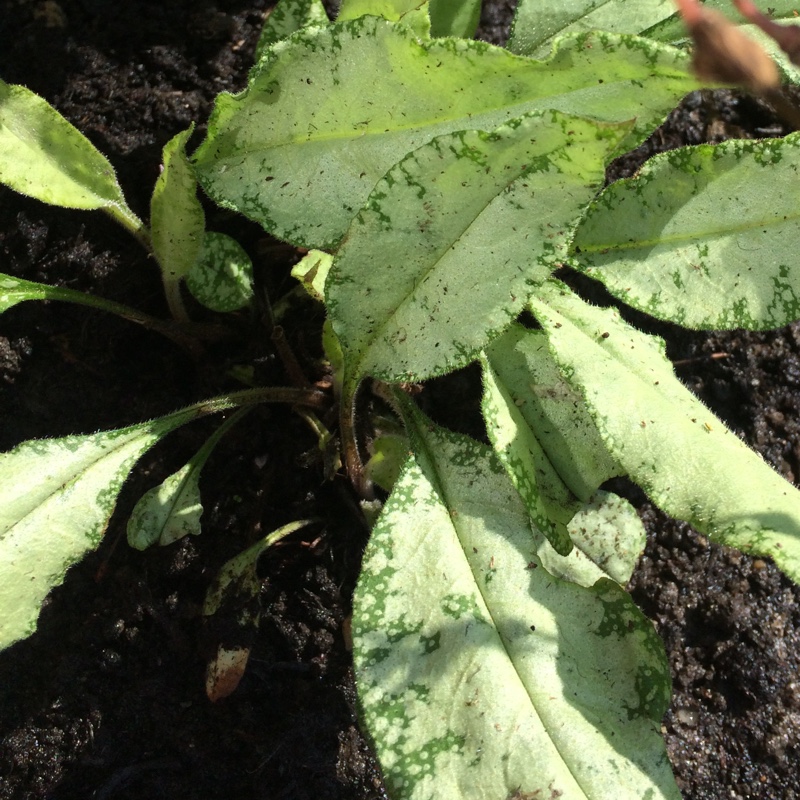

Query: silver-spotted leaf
[328,111,627,383]
[550,490,646,587]
[0,408,203,651]
[192,18,694,248]
[509,0,675,58]
[354,398,678,799]
[531,280,800,584]
[186,232,254,312]
[127,408,251,550]
[203,520,313,700]
[481,351,576,555]
[484,323,622,500]
[571,133,800,330]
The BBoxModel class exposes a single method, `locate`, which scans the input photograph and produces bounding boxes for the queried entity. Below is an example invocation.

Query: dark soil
[0,2,798,799]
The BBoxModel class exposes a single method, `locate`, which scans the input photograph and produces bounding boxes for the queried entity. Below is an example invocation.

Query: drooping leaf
[254,0,330,62]
[354,397,678,800]
[127,408,251,550]
[186,232,254,312]
[192,18,695,249]
[482,337,643,583]
[531,280,800,584]
[571,133,800,330]
[327,112,628,384]
[508,0,675,58]
[0,407,206,651]
[150,125,205,284]
[0,79,143,236]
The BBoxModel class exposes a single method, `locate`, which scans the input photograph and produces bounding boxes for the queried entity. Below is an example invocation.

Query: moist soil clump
[0,2,799,799]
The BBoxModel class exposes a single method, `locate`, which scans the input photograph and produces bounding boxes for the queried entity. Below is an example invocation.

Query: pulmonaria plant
[1,0,800,797]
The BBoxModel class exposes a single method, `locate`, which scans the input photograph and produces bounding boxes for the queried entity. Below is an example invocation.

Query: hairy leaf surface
[571,133,800,330]
[327,112,626,383]
[354,399,678,799]
[531,281,800,583]
[150,126,205,284]
[484,324,622,499]
[193,18,694,248]
[0,79,141,232]
[0,409,203,650]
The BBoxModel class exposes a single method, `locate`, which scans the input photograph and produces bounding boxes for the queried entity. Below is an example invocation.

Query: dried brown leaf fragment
[675,0,780,92]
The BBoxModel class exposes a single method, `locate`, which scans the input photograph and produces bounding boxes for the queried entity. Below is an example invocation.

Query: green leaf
[338,0,431,38]
[481,350,576,555]
[186,232,254,312]
[150,125,205,284]
[554,490,646,587]
[327,112,627,384]
[0,78,143,236]
[254,0,330,62]
[354,398,678,800]
[0,407,206,651]
[429,0,480,38]
[127,408,251,550]
[484,324,622,500]
[291,249,333,302]
[531,280,800,585]
[571,133,800,330]
[481,332,642,583]
[365,433,409,492]
[204,519,313,616]
[508,0,676,58]
[192,18,695,249]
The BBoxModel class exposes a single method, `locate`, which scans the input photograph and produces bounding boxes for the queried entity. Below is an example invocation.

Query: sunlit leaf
[127,408,251,550]
[327,112,628,384]
[193,19,694,248]
[0,407,205,651]
[508,0,675,58]
[254,0,330,62]
[354,397,678,800]
[150,125,205,284]
[0,78,142,235]
[571,133,800,330]
[531,280,800,584]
